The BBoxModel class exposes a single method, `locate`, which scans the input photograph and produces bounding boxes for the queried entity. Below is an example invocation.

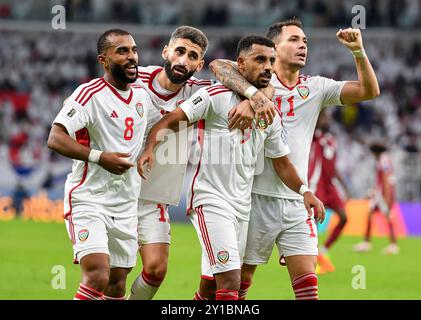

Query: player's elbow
[47,132,58,151]
[363,86,380,100]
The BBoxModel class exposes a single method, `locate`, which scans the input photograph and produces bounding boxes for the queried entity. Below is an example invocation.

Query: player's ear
[237,56,245,71]
[161,45,169,60]
[97,53,106,67]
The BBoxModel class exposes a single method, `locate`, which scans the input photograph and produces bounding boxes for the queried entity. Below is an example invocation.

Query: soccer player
[138,35,325,300]
[47,29,153,300]
[354,143,399,255]
[127,26,212,300]
[209,19,380,300]
[308,109,351,274]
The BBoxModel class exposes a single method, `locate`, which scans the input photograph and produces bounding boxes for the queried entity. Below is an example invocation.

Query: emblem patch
[136,102,144,118]
[66,108,77,118]
[217,250,230,264]
[297,85,310,99]
[193,96,203,105]
[78,229,89,242]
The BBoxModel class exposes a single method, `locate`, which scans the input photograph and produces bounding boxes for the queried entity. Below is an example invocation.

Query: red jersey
[308,129,337,193]
[375,153,396,206]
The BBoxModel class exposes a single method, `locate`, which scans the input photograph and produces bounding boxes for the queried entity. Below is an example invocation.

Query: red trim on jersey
[187,79,212,87]
[76,79,104,104]
[197,206,216,266]
[189,120,205,211]
[277,74,302,91]
[147,68,182,101]
[206,85,227,93]
[80,83,106,106]
[75,79,103,103]
[63,129,90,220]
[68,214,76,245]
[201,275,215,281]
[209,89,231,96]
[103,79,133,105]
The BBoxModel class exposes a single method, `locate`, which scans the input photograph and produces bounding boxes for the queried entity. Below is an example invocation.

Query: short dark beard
[110,62,137,84]
[164,60,195,84]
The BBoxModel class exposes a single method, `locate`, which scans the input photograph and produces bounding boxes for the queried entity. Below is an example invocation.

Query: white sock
[128,271,161,300]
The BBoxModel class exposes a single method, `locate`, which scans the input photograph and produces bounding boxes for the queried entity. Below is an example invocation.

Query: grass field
[1,219,420,300]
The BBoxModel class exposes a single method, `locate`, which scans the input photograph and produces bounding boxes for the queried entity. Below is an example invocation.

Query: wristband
[244,86,258,99]
[88,149,103,164]
[299,184,311,196]
[351,49,366,58]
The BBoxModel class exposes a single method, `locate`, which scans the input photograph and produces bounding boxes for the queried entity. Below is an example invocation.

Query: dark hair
[266,18,303,41]
[236,35,275,58]
[97,29,132,55]
[169,26,208,55]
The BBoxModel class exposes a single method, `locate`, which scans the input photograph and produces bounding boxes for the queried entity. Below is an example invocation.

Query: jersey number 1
[124,117,134,140]
[275,96,295,116]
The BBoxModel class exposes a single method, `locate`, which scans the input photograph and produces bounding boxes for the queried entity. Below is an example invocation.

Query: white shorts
[243,194,318,265]
[189,204,249,277]
[137,199,171,246]
[65,211,138,268]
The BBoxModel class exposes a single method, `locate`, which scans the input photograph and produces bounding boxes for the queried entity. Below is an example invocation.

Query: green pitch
[1,219,420,300]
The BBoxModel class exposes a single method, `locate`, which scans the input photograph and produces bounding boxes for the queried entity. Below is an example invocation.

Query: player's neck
[275,63,300,87]
[157,69,183,92]
[103,74,130,91]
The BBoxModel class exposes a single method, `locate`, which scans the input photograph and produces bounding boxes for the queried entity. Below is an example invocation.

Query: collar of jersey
[102,78,133,105]
[147,67,183,101]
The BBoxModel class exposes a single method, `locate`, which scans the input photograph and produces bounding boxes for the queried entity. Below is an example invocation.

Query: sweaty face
[162,38,204,84]
[275,25,308,69]
[238,44,275,89]
[103,34,139,84]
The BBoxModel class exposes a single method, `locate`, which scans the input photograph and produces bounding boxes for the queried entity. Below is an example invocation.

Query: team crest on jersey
[256,117,268,131]
[78,229,89,242]
[217,250,230,264]
[176,99,185,107]
[297,85,310,99]
[136,102,144,118]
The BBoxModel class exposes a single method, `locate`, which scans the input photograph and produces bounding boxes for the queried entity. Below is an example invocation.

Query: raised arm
[209,59,276,125]
[337,28,380,104]
[137,108,190,179]
[271,156,325,222]
[47,124,134,175]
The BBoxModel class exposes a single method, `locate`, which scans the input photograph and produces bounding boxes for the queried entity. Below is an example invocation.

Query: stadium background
[0,0,420,299]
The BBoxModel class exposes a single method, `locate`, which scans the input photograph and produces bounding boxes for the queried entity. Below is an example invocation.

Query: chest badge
[136,102,144,118]
[297,85,310,99]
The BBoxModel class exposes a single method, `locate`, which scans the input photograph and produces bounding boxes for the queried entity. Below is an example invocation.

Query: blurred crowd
[1,0,421,28]
[0,25,420,201]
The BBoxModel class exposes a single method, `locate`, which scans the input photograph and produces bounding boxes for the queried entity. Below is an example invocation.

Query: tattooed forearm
[209,59,253,96]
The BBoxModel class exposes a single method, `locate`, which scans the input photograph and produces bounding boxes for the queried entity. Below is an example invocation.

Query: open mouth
[297,52,306,59]
[125,64,137,72]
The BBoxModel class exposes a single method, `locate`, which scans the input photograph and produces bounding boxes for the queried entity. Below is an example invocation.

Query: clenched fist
[336,28,363,51]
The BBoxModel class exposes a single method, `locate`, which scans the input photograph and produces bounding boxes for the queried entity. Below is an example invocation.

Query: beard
[110,62,138,84]
[164,60,195,84]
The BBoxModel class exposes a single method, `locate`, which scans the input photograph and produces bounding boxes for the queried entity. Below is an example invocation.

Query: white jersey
[135,65,212,205]
[54,77,153,218]
[252,74,346,199]
[181,84,290,221]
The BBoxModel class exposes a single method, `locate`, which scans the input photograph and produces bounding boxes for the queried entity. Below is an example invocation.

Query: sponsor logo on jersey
[78,229,89,242]
[297,85,310,99]
[217,250,229,264]
[66,108,77,118]
[110,110,118,118]
[136,102,144,118]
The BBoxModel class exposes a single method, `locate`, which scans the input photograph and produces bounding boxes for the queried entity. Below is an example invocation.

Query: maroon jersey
[308,129,344,210]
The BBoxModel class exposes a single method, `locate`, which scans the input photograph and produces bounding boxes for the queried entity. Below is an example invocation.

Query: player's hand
[249,91,276,128]
[137,149,154,180]
[336,28,363,51]
[228,100,255,130]
[303,191,326,223]
[98,152,134,175]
